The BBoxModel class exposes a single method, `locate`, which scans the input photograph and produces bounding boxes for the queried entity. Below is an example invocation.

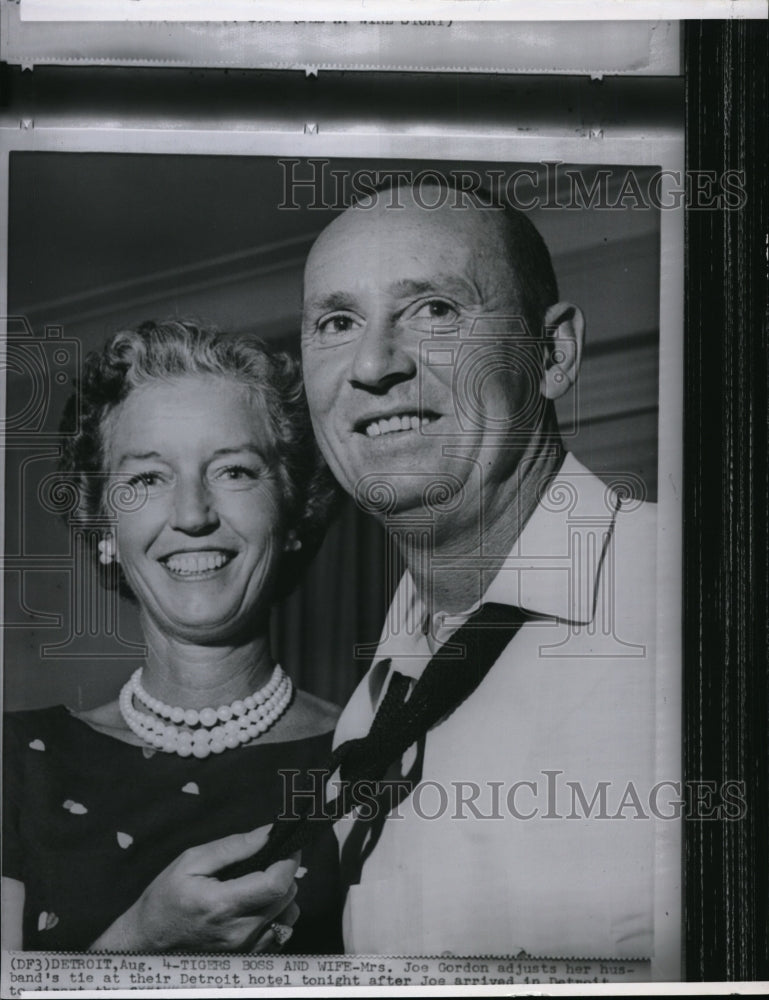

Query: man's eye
[318,313,359,336]
[412,299,459,321]
[127,471,164,488]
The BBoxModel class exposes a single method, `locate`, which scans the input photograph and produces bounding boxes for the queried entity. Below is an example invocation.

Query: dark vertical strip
[684,19,769,982]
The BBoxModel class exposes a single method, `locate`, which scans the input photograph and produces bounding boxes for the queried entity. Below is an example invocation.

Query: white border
[0,17,682,76]
[0,121,684,993]
[19,0,769,23]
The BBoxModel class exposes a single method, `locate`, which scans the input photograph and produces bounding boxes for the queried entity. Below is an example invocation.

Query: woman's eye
[213,464,258,483]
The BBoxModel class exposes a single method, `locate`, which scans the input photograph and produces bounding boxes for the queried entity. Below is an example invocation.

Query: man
[300,182,656,959]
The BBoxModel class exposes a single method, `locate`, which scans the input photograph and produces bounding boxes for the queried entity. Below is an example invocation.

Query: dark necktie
[219,602,532,880]
[337,680,425,895]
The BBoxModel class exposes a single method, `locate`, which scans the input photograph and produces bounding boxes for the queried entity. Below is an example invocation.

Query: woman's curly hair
[59,318,341,600]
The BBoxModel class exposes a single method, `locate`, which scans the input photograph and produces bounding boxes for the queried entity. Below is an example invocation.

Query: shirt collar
[370,454,621,689]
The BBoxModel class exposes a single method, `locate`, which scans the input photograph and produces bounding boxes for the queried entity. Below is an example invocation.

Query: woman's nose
[170,479,219,534]
[349,315,417,393]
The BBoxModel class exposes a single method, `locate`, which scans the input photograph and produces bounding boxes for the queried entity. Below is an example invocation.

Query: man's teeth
[365,414,431,438]
[164,552,230,575]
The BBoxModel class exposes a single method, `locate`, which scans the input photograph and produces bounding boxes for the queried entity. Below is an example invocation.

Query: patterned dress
[3,707,342,952]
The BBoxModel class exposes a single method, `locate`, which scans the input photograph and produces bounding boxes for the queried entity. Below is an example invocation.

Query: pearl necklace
[118,665,293,758]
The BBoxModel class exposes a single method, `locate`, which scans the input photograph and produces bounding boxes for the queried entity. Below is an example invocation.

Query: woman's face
[104,375,288,645]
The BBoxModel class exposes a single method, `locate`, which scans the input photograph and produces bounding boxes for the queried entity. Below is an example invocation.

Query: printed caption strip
[4,952,649,993]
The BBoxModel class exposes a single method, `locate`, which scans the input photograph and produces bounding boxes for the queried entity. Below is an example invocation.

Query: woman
[3,319,343,952]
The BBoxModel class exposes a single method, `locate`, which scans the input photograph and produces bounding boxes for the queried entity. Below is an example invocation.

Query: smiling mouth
[359,412,439,438]
[160,551,236,577]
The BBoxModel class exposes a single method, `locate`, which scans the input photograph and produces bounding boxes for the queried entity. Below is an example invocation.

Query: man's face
[301,197,546,515]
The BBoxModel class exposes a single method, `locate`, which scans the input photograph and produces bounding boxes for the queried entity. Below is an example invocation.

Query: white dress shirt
[333,454,658,958]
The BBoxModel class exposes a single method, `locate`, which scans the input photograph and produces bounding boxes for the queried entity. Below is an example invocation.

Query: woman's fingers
[223,862,299,918]
[182,826,273,876]
[166,830,301,951]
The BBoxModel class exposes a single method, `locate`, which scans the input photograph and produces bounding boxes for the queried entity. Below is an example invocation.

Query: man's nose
[348,315,417,393]
[170,478,219,534]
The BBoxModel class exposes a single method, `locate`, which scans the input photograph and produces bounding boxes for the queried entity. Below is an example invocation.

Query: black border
[684,19,769,982]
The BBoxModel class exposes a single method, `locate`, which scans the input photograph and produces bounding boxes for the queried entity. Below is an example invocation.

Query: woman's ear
[540,302,586,401]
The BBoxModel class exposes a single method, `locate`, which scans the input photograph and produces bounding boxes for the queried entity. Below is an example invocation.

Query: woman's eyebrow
[210,445,265,458]
[116,446,266,467]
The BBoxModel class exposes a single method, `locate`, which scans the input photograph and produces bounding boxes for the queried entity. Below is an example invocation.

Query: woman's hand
[89,826,300,952]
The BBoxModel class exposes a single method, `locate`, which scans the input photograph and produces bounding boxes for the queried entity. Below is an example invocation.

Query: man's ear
[540,301,585,401]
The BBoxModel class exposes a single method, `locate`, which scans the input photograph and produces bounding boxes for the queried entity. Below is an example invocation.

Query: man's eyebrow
[304,291,359,314]
[116,451,163,466]
[305,276,480,315]
[389,274,481,300]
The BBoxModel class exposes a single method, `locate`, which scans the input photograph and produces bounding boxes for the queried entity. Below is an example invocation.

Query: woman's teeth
[365,414,431,437]
[164,552,230,575]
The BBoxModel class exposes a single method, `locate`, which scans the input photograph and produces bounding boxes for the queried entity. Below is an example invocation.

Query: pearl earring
[284,531,302,553]
[98,535,117,565]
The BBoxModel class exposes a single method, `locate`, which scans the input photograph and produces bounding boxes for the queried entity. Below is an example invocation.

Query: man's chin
[349,468,468,519]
